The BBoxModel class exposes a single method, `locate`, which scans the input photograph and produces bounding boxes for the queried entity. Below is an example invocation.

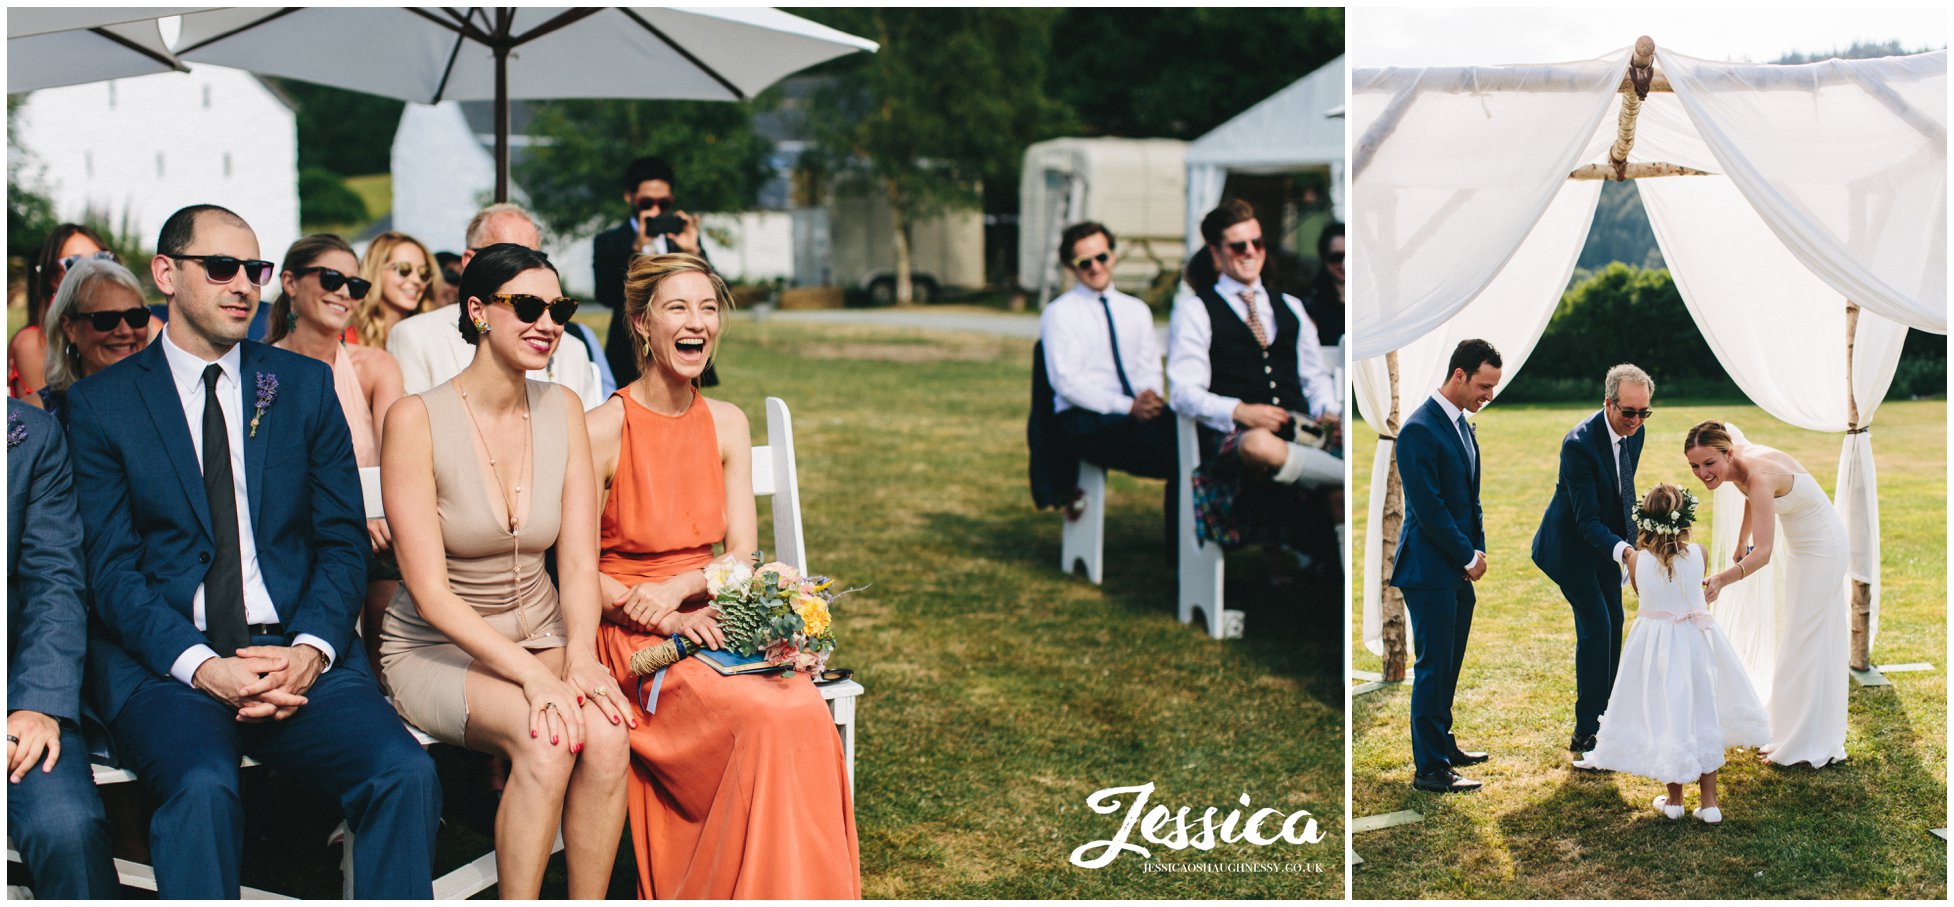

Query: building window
[156,152,165,178]
[223,153,233,179]
[202,85,212,108]
[85,151,94,179]
[107,83,116,107]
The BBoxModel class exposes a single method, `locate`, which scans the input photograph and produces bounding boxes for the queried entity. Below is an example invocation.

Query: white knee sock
[1273,443,1342,487]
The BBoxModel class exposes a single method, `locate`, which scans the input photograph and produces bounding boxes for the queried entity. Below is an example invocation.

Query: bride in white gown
[1685,420,1848,768]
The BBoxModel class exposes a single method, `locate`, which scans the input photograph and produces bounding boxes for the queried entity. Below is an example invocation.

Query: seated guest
[12,223,117,399]
[266,233,407,668]
[589,254,859,898]
[1302,221,1344,347]
[32,258,152,423]
[1037,221,1176,543]
[1168,199,1343,558]
[388,204,602,407]
[379,243,628,898]
[596,155,715,388]
[66,204,440,898]
[354,231,443,349]
[434,251,464,309]
[8,398,118,898]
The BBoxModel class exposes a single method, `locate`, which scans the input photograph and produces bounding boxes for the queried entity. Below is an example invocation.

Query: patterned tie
[1456,413,1476,474]
[1099,295,1134,398]
[201,365,249,655]
[1239,288,1270,349]
[1618,438,1636,533]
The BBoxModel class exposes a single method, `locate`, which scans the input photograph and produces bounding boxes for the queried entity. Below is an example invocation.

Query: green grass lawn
[43,317,1341,899]
[1349,399,1947,899]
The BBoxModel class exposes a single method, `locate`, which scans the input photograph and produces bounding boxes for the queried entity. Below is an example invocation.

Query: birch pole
[1380,351,1409,680]
[1844,302,1873,671]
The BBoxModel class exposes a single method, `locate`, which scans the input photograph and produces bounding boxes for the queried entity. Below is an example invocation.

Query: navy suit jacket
[1531,410,1644,585]
[1390,396,1484,591]
[7,399,90,724]
[66,339,369,722]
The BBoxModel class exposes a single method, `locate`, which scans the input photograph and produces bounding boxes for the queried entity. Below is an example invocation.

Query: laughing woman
[33,258,152,422]
[379,244,629,898]
[267,234,408,666]
[587,253,859,899]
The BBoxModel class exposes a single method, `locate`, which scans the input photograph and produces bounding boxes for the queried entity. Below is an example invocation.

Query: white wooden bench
[1176,415,1239,639]
[1058,460,1107,584]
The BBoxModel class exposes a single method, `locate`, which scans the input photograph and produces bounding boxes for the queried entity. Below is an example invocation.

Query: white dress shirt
[387,303,602,408]
[1167,274,1340,432]
[1604,414,1632,564]
[1429,391,1482,573]
[1039,282,1162,416]
[158,329,336,685]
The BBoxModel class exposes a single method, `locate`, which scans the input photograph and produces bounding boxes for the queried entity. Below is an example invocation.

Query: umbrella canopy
[173,6,877,199]
[7,8,205,93]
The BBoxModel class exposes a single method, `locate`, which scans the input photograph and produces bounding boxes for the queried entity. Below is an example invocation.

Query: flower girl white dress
[1575,544,1769,783]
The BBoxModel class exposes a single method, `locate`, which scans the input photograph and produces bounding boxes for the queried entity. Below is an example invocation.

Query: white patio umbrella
[172,6,877,200]
[7,8,207,93]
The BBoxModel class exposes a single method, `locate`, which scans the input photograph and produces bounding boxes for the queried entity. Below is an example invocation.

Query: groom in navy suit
[1391,339,1501,794]
[1532,364,1650,754]
[66,204,440,898]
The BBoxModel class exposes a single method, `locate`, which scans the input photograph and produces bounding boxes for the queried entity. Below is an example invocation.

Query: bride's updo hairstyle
[623,252,735,379]
[1635,483,1694,577]
[1684,420,1734,455]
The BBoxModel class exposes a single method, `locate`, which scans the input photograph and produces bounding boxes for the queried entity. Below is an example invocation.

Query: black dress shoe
[1570,733,1597,754]
[1412,769,1482,793]
[1449,748,1490,766]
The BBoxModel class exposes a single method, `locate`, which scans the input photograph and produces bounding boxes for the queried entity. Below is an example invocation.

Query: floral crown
[1632,488,1698,536]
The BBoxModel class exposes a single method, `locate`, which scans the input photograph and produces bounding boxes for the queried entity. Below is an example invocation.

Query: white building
[12,65,301,268]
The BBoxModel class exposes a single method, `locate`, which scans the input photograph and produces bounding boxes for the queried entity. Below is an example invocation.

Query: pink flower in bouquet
[758,561,801,585]
[793,650,825,677]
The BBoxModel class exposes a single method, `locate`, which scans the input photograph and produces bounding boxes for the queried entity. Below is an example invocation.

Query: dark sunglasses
[1615,405,1654,420]
[58,250,119,271]
[1326,251,1345,264]
[1225,237,1267,257]
[66,307,149,332]
[1068,251,1111,271]
[636,196,677,211]
[293,267,372,300]
[388,261,434,281]
[167,254,275,286]
[489,293,579,324]
[818,667,854,683]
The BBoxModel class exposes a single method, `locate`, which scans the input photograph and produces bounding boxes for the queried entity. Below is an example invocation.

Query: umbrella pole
[495,43,510,203]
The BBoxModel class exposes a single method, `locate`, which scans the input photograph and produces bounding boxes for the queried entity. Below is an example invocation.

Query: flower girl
[1574,484,1769,824]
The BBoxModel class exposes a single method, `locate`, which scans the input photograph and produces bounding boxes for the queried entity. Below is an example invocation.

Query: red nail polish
[530,730,537,738]
[573,743,583,754]
[611,715,620,725]
[552,735,559,745]
[578,696,585,706]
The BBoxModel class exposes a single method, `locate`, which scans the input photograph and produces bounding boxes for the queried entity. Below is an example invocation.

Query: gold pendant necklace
[457,379,532,625]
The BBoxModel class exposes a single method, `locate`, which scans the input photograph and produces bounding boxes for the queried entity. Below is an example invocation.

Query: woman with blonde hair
[587,252,859,899]
[355,231,444,349]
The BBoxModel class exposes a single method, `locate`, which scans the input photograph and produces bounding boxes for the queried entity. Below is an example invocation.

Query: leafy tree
[511,99,774,241]
[298,166,369,228]
[1528,263,1733,390]
[794,8,1078,304]
[1044,8,1344,139]
[268,79,405,177]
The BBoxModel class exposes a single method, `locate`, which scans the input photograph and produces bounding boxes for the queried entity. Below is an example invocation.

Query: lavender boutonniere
[249,372,279,438]
[7,411,24,449]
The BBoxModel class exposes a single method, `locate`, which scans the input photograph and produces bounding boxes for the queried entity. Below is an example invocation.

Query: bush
[298,167,368,228]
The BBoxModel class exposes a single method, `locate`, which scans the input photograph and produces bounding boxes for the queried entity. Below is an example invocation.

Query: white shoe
[1652,795,1683,820]
[1694,806,1722,825]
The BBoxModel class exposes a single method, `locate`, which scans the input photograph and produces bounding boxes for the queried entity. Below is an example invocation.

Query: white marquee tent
[1184,55,1347,252]
[1352,44,1946,676]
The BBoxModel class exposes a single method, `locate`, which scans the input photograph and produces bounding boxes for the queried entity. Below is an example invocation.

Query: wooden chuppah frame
[1372,37,1876,679]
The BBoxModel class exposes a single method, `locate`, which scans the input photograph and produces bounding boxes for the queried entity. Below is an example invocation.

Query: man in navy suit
[1531,364,1651,754]
[66,204,440,898]
[1390,339,1501,793]
[8,398,119,898]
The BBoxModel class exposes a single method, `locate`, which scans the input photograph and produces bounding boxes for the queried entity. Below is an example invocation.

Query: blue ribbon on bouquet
[632,638,772,715]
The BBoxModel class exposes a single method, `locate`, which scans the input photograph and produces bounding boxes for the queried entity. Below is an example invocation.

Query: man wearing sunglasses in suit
[64,205,440,898]
[1034,221,1176,546]
[1533,363,1651,756]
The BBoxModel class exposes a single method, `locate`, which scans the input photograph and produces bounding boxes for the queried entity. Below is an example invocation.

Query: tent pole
[1568,162,1711,181]
[1608,37,1657,179]
[1381,351,1409,681]
[1844,302,1873,671]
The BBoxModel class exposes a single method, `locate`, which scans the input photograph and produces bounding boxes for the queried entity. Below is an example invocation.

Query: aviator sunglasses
[293,267,373,300]
[56,250,119,272]
[66,307,149,332]
[1069,251,1111,270]
[389,261,434,281]
[488,293,579,325]
[1225,237,1267,257]
[1614,403,1654,420]
[166,254,275,287]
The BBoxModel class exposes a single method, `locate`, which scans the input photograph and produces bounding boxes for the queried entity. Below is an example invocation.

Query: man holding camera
[595,156,711,386]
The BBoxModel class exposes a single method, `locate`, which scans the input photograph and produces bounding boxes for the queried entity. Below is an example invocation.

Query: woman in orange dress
[587,253,859,899]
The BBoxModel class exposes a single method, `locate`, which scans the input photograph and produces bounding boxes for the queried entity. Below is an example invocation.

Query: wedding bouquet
[627,557,844,678]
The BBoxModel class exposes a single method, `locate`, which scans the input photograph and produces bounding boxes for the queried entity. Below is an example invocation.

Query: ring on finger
[543,702,559,712]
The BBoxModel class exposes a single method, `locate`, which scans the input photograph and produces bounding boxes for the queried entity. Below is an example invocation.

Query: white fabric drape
[1350,51,1630,359]
[1357,180,1602,655]
[1641,174,1906,649]
[1660,49,1948,333]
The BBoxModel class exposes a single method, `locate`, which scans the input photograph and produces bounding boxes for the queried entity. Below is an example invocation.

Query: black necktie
[1099,295,1134,398]
[1618,438,1635,533]
[201,364,249,655]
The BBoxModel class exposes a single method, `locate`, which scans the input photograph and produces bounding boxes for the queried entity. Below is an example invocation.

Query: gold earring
[475,319,491,333]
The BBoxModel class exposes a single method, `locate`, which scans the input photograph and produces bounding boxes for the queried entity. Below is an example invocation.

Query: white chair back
[750,397,808,573]
[359,466,384,520]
